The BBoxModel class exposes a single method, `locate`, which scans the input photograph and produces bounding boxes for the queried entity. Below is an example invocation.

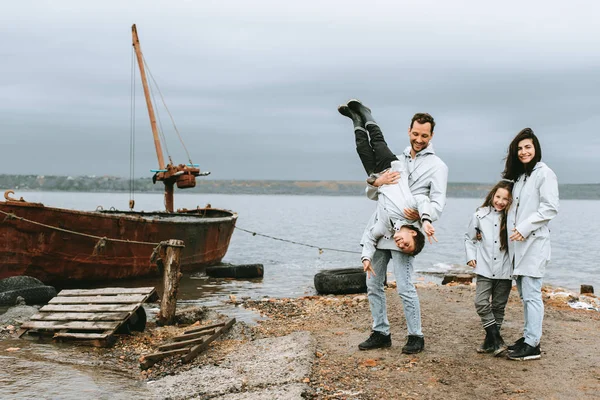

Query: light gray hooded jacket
[507,162,559,277]
[362,143,448,251]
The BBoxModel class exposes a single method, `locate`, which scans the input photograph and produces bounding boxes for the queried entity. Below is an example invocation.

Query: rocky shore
[2,283,599,399]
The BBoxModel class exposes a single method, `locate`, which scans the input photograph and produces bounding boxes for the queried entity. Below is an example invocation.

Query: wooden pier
[19,287,157,347]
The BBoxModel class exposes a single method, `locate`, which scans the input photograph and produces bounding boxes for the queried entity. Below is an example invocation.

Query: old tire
[314,268,367,295]
[0,285,57,306]
[127,307,147,332]
[206,264,264,279]
[0,276,45,292]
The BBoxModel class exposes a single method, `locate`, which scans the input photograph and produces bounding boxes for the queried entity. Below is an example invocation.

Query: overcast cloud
[1,0,599,183]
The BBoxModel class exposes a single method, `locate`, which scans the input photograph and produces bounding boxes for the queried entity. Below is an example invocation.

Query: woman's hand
[467,260,476,267]
[373,170,400,187]
[403,208,420,221]
[362,259,376,279]
[509,228,525,241]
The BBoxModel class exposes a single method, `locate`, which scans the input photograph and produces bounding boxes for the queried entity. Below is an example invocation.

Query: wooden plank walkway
[20,287,156,347]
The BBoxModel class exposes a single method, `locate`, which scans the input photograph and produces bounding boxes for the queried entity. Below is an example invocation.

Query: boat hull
[0,200,237,284]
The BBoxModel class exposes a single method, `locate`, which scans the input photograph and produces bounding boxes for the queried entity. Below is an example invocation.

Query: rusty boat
[0,25,237,284]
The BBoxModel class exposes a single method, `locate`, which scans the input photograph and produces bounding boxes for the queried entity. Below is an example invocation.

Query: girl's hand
[467,260,476,268]
[374,170,399,187]
[422,221,438,244]
[362,259,376,279]
[509,228,525,241]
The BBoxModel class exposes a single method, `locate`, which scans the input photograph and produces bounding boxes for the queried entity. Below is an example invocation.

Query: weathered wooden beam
[49,294,147,304]
[53,332,110,340]
[40,304,138,313]
[140,347,190,370]
[30,312,129,321]
[172,329,215,342]
[21,320,120,331]
[159,337,204,351]
[58,287,156,297]
[182,318,235,363]
[184,321,226,334]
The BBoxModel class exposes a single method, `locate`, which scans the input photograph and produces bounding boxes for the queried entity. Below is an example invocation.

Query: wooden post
[156,239,184,325]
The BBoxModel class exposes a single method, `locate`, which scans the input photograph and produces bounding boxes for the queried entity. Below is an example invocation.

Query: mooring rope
[234,226,361,255]
[0,208,160,247]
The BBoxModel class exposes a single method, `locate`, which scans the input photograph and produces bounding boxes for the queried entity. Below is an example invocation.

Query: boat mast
[131,24,165,170]
[131,24,202,213]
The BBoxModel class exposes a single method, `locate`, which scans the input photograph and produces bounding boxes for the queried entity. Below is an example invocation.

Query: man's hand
[422,221,438,244]
[509,228,525,241]
[373,170,399,187]
[467,260,476,267]
[362,259,376,279]
[403,208,420,221]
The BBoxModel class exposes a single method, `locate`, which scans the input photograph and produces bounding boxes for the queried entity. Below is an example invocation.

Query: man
[346,100,448,354]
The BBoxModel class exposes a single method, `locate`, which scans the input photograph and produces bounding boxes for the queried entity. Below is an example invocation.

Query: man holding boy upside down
[338,100,448,353]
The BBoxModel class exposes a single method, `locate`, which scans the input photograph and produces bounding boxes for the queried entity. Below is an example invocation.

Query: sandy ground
[2,283,600,399]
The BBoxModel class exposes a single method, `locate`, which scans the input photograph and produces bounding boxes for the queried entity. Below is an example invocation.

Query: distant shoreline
[1,174,599,199]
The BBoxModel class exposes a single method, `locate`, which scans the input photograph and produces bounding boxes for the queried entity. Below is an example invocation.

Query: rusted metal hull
[0,200,237,285]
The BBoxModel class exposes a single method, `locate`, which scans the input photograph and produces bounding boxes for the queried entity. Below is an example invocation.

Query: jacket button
[495,241,497,243]
[494,258,496,260]
[495,224,497,227]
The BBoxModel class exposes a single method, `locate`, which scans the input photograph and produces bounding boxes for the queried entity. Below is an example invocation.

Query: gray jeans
[366,249,422,337]
[474,275,512,329]
[515,275,544,346]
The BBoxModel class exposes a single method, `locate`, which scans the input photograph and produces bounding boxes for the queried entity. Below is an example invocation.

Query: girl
[502,128,559,361]
[465,180,513,356]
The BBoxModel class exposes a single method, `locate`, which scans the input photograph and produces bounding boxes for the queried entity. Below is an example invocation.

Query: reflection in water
[0,340,149,400]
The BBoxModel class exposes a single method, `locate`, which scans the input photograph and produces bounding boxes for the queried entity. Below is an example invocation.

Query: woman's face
[517,138,535,165]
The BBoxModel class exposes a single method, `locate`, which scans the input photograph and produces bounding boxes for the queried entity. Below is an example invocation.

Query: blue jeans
[515,275,544,346]
[367,248,423,336]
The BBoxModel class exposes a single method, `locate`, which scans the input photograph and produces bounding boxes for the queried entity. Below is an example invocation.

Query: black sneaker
[507,337,525,352]
[358,331,391,350]
[507,343,541,361]
[402,335,424,354]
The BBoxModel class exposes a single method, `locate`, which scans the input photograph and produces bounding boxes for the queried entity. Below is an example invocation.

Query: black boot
[348,99,376,125]
[476,330,494,354]
[401,335,424,354]
[490,325,507,357]
[338,104,364,130]
[358,331,392,350]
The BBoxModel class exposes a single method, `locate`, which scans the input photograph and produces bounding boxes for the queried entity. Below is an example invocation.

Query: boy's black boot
[358,331,392,350]
[490,325,507,357]
[401,335,424,354]
[347,99,376,125]
[338,104,364,130]
[476,330,494,354]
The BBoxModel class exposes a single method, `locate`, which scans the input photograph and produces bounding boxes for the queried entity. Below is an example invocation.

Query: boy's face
[393,227,417,254]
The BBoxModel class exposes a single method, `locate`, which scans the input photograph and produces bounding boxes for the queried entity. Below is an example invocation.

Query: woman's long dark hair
[502,128,542,181]
[480,180,514,251]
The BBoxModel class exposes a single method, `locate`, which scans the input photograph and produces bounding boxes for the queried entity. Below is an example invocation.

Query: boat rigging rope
[143,55,194,166]
[0,209,161,248]
[234,226,361,255]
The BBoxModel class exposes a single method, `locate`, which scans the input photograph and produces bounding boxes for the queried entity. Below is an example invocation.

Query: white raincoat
[507,162,559,277]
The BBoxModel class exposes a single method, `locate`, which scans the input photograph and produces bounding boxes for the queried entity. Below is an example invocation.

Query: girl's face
[517,138,535,165]
[492,188,511,211]
[393,227,417,254]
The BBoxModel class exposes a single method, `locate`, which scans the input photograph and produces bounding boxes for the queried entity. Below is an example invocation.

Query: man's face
[393,227,417,254]
[408,121,434,155]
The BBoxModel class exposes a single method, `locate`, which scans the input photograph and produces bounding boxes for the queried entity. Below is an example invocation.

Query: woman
[502,128,559,361]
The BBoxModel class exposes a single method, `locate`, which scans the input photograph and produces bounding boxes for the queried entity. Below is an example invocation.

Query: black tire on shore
[0,285,57,306]
[314,268,367,295]
[205,264,264,279]
[127,306,147,332]
[0,276,45,292]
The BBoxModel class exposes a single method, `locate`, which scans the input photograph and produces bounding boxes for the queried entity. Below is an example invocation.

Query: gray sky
[1,0,599,183]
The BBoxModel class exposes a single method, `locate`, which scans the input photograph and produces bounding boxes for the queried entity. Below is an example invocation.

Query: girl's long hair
[502,128,542,181]
[480,180,514,251]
